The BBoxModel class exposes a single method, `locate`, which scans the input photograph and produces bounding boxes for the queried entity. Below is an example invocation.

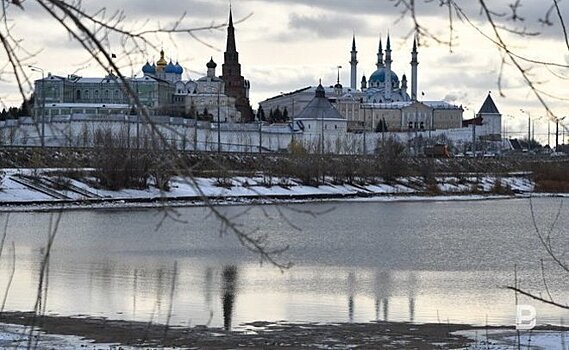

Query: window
[76,90,81,100]
[114,90,119,99]
[94,90,99,99]
[84,90,90,99]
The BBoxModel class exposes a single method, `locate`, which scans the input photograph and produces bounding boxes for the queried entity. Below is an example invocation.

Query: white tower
[411,37,419,101]
[385,34,393,101]
[376,37,384,69]
[350,35,358,90]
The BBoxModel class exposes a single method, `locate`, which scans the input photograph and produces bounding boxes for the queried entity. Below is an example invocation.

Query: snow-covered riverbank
[0,168,539,211]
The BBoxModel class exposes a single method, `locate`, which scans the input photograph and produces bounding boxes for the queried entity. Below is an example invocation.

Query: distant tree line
[1,95,33,120]
[257,106,290,124]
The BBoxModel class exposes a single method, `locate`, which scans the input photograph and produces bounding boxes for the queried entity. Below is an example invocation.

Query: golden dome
[156,49,167,71]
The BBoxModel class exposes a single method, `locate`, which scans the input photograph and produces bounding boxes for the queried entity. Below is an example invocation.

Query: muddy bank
[0,311,481,349]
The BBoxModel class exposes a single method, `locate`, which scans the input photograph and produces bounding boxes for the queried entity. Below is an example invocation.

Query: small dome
[369,68,399,84]
[142,61,155,74]
[156,49,167,68]
[165,60,177,73]
[206,57,217,69]
[174,61,183,74]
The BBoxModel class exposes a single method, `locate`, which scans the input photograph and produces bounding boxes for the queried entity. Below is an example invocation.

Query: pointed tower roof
[413,36,417,52]
[386,33,391,50]
[376,36,384,68]
[296,83,345,120]
[351,35,356,51]
[478,92,500,114]
[226,7,236,53]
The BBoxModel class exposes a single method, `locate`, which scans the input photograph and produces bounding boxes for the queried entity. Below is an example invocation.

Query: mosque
[261,34,464,133]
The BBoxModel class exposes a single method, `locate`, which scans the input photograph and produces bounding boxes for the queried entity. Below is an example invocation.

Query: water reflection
[4,199,569,327]
[132,269,138,319]
[374,270,392,321]
[221,266,238,330]
[347,272,356,322]
[408,273,419,323]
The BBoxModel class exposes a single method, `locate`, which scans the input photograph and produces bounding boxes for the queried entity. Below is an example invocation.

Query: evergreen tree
[273,108,283,123]
[188,101,197,119]
[258,105,266,121]
[7,107,18,119]
[375,118,388,132]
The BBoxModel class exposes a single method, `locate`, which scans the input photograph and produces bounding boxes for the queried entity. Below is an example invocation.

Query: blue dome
[142,61,155,74]
[165,60,177,73]
[174,61,183,74]
[369,68,399,84]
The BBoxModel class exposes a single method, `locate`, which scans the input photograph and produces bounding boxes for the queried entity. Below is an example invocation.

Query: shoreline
[0,168,539,212]
[0,191,556,213]
[1,311,567,349]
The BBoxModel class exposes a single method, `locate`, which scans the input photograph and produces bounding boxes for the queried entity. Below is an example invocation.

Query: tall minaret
[411,36,419,101]
[350,35,358,90]
[384,34,393,101]
[376,36,384,69]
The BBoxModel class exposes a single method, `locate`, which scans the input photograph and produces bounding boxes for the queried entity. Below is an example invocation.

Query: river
[1,197,568,329]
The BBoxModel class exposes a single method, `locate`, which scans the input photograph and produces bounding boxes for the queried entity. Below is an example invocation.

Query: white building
[295,83,347,136]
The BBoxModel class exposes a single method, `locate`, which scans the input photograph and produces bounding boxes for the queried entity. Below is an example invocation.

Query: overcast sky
[4,0,569,142]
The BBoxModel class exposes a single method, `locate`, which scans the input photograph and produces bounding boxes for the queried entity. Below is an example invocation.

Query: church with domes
[141,50,184,84]
[139,8,252,122]
[30,8,252,122]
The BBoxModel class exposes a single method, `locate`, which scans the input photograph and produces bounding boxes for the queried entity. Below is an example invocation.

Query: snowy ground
[0,323,157,350]
[0,168,540,211]
[459,329,569,350]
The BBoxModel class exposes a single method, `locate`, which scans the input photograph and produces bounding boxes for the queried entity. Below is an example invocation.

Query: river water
[1,197,568,329]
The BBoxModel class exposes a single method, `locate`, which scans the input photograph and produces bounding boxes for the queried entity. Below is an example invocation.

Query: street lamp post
[363,105,367,155]
[29,65,45,148]
[217,89,221,153]
[556,116,566,151]
[520,109,531,151]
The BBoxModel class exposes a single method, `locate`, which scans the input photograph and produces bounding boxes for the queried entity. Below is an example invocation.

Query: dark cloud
[284,12,371,39]
[86,0,227,21]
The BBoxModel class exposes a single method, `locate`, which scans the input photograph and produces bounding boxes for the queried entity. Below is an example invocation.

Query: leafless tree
[0,0,290,270]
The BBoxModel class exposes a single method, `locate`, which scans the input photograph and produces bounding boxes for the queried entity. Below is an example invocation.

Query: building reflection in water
[373,270,392,321]
[221,265,238,330]
[132,268,138,318]
[203,267,213,308]
[347,272,356,323]
[408,272,418,323]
